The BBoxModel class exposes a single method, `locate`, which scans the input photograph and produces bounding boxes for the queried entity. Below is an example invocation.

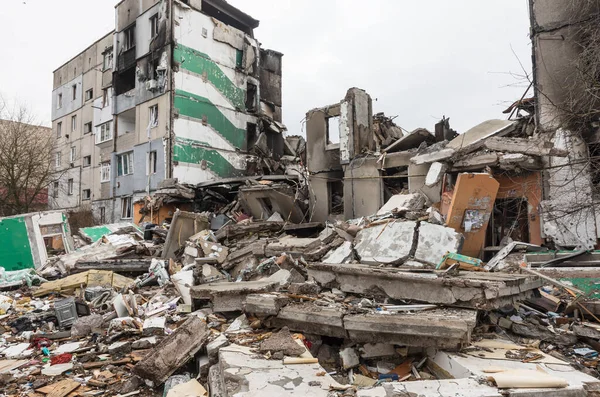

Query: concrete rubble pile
[2,193,600,397]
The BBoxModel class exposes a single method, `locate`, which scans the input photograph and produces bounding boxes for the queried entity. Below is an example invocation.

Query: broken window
[149,105,158,128]
[100,162,111,182]
[117,152,134,176]
[82,189,91,200]
[121,197,133,219]
[487,198,530,248]
[55,152,61,168]
[85,89,93,101]
[70,146,76,163]
[147,151,157,175]
[123,25,136,51]
[100,207,106,223]
[257,197,274,219]
[56,122,62,138]
[328,180,344,215]
[72,84,77,100]
[246,82,257,112]
[96,121,113,144]
[150,14,159,38]
[71,115,77,132]
[102,88,111,108]
[114,67,136,95]
[53,182,59,199]
[103,50,113,71]
[246,122,258,149]
[84,122,92,134]
[83,155,91,167]
[67,179,74,195]
[327,116,341,145]
[57,93,63,109]
[381,166,409,202]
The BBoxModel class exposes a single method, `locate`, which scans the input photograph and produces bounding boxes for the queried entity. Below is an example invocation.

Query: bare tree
[0,99,55,216]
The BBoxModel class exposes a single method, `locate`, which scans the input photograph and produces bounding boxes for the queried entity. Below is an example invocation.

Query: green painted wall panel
[80,226,113,243]
[560,278,600,299]
[0,217,34,271]
[174,44,246,109]
[173,137,244,178]
[174,89,246,149]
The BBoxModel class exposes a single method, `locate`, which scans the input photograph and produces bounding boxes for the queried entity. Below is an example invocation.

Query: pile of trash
[1,194,600,397]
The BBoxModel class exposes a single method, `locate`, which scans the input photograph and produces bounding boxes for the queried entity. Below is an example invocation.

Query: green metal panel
[79,226,113,243]
[0,217,34,271]
[559,278,600,299]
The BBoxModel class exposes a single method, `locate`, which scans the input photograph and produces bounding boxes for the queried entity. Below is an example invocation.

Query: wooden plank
[44,380,81,397]
[82,358,132,370]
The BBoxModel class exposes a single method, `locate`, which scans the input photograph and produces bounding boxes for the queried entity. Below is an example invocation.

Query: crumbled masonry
[7,0,600,396]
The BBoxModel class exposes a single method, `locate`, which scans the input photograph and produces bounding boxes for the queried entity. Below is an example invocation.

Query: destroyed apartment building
[6,0,600,397]
[49,0,288,224]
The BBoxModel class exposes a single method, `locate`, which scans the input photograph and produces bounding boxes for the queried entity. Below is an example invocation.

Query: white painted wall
[51,75,84,121]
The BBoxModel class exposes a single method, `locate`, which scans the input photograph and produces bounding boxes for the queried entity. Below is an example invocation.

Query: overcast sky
[0,0,532,134]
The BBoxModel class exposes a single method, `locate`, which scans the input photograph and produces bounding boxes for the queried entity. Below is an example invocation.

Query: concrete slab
[191,270,291,312]
[344,309,477,349]
[265,237,322,257]
[431,349,598,397]
[414,222,463,265]
[266,302,347,339]
[447,119,516,153]
[377,194,425,215]
[357,379,502,397]
[218,344,341,396]
[308,263,543,309]
[410,148,455,165]
[354,221,417,264]
[322,241,353,264]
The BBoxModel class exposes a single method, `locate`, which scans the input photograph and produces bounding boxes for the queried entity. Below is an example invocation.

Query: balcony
[117,47,136,72]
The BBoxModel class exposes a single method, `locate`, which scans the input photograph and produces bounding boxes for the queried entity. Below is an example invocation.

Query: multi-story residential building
[50,0,283,224]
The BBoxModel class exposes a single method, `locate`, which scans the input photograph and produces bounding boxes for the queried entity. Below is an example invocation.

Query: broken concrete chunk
[108,341,131,355]
[191,270,290,312]
[377,193,425,215]
[133,316,210,385]
[70,313,104,338]
[132,336,158,350]
[143,317,166,336]
[207,334,230,363]
[244,293,289,316]
[322,241,354,264]
[414,222,463,265]
[354,221,417,264]
[287,282,321,296]
[258,326,306,357]
[339,347,360,369]
[425,162,446,187]
[359,343,397,359]
[265,237,321,257]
